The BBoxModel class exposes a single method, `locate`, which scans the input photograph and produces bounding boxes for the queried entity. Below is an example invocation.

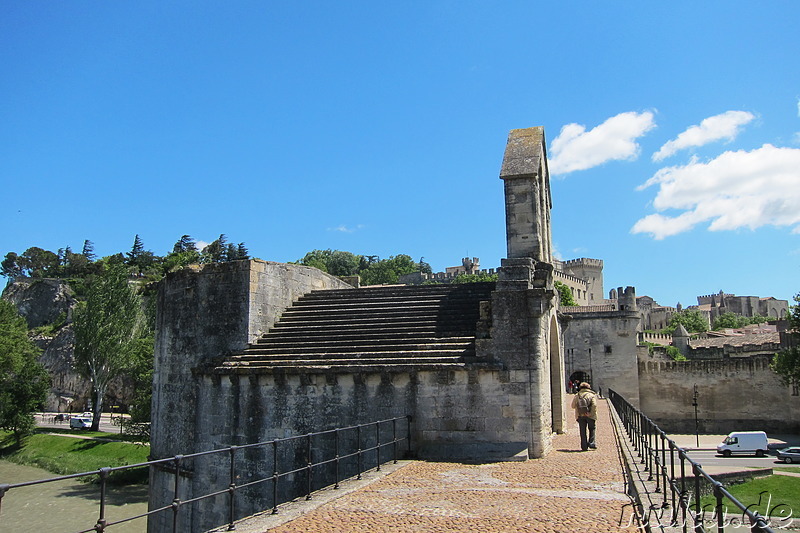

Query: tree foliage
[712,312,768,330]
[73,265,146,431]
[772,293,800,388]
[665,309,708,334]
[0,300,49,445]
[297,249,426,284]
[359,254,419,285]
[554,281,577,306]
[451,272,499,284]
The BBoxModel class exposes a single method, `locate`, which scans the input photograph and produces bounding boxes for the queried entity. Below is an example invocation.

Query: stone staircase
[216,282,496,373]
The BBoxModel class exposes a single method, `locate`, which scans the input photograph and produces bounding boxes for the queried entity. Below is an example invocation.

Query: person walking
[571,382,597,451]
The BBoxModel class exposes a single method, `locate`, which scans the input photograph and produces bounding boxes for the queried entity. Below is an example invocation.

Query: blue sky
[2,2,799,307]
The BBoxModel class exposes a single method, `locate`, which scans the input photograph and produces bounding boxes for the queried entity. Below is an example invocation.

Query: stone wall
[638,357,800,434]
[561,288,641,406]
[177,366,539,530]
[148,260,351,533]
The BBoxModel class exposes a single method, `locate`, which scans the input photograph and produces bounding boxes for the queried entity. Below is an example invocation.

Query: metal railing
[0,415,412,533]
[608,390,780,532]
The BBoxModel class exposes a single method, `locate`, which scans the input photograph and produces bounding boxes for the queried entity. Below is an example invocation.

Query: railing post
[228,446,238,531]
[661,432,669,509]
[693,462,703,533]
[680,451,688,533]
[654,432,661,493]
[357,424,363,480]
[271,441,279,514]
[407,415,413,457]
[392,417,398,464]
[95,467,110,532]
[714,482,724,533]
[306,433,313,500]
[669,440,677,524]
[172,455,183,533]
[0,483,7,516]
[640,413,647,463]
[375,421,381,472]
[648,419,655,480]
[334,428,341,489]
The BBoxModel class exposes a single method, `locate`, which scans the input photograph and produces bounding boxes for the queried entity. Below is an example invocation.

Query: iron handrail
[0,414,412,533]
[608,389,780,532]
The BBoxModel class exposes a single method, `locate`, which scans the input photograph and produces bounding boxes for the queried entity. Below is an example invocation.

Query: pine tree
[201,234,228,263]
[82,240,96,261]
[127,235,144,265]
[172,235,198,254]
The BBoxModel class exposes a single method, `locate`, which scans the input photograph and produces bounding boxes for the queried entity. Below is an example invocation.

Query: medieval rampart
[400,268,497,285]
[561,258,603,269]
[638,357,800,434]
[639,332,672,346]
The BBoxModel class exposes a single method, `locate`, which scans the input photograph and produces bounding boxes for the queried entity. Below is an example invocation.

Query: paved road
[685,449,786,469]
[36,413,126,434]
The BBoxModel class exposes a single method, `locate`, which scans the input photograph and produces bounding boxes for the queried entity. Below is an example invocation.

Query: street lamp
[692,384,699,448]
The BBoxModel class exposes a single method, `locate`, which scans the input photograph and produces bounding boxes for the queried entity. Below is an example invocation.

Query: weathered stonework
[148,126,567,532]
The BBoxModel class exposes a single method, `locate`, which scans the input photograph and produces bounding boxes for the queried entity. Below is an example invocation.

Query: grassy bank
[699,475,799,526]
[0,430,150,484]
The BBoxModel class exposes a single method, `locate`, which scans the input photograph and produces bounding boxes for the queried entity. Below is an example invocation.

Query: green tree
[19,247,60,278]
[201,234,228,263]
[418,257,432,274]
[554,281,578,306]
[360,255,419,285]
[772,293,800,389]
[81,239,96,262]
[172,235,198,254]
[125,293,155,434]
[298,249,334,272]
[451,272,499,284]
[73,265,145,431]
[1,252,23,279]
[665,310,708,334]
[327,250,362,276]
[126,235,145,265]
[236,242,249,261]
[0,300,50,445]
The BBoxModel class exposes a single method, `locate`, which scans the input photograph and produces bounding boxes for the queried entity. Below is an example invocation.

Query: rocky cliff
[2,277,133,412]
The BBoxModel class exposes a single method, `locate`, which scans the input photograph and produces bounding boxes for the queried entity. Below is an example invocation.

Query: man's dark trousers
[578,416,596,451]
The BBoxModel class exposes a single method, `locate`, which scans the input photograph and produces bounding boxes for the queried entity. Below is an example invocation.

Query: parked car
[69,416,92,430]
[716,431,770,457]
[776,447,800,464]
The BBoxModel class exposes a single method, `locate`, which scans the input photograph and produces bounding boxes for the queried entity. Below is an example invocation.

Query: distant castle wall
[639,332,672,346]
[638,357,800,434]
[554,270,589,306]
[556,258,604,304]
[400,268,497,285]
[561,288,640,406]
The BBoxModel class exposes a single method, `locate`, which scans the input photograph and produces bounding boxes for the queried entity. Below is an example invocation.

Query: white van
[716,431,769,457]
[69,416,93,430]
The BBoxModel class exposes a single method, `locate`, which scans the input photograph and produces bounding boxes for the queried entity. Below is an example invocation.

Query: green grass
[699,475,799,526]
[0,431,150,484]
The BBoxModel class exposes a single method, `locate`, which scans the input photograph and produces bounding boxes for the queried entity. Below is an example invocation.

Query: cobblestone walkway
[254,399,639,532]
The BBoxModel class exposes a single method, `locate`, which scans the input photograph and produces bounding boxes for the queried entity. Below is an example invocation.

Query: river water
[0,460,149,532]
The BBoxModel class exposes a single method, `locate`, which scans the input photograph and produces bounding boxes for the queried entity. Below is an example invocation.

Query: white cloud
[632,144,800,239]
[327,224,364,233]
[652,110,755,162]
[548,111,656,175]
